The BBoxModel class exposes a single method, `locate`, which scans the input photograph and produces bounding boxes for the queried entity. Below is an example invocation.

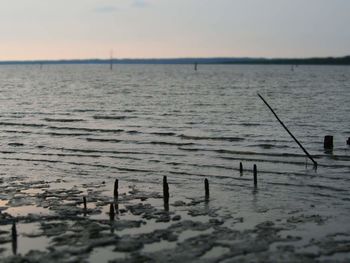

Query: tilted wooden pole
[258,94,317,168]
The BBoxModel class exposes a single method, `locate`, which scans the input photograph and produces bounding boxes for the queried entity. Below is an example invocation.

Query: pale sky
[0,0,349,60]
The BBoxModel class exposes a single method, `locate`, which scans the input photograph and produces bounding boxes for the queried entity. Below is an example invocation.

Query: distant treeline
[1,56,350,65]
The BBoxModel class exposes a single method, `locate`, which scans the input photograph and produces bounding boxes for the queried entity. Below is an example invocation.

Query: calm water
[0,64,349,228]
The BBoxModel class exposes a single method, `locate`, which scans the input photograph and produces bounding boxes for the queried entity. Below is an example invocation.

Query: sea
[0,64,350,259]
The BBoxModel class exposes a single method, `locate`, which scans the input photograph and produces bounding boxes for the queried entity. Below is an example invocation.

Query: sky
[0,0,349,60]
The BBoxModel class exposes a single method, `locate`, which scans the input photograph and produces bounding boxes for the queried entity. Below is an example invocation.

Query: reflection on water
[0,64,349,260]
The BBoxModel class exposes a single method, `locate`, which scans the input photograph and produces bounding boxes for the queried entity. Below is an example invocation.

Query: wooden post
[253,164,257,187]
[12,222,17,255]
[83,197,87,210]
[347,137,350,145]
[114,179,119,199]
[163,176,169,203]
[109,203,115,221]
[324,136,333,149]
[239,162,243,174]
[204,178,209,200]
[258,94,317,168]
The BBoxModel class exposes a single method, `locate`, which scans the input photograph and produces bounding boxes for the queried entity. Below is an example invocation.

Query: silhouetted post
[324,136,333,150]
[163,176,169,203]
[239,162,243,174]
[12,221,17,255]
[194,62,198,71]
[109,203,115,221]
[114,179,119,199]
[347,137,350,146]
[204,178,209,200]
[83,197,87,210]
[258,94,317,168]
[164,201,169,211]
[253,164,257,187]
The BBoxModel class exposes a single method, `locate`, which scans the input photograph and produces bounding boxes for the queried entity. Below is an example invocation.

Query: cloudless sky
[0,0,349,60]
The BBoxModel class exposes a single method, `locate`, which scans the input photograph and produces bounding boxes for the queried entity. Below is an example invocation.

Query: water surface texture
[0,64,349,261]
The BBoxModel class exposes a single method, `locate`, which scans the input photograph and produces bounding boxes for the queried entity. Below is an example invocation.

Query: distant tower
[110,50,113,70]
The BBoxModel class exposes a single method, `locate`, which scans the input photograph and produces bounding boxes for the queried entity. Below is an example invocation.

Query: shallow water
[0,64,349,262]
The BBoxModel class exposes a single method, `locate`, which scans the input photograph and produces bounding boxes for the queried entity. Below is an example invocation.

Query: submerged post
[324,136,333,150]
[239,162,243,174]
[253,164,257,187]
[114,179,119,199]
[83,197,87,211]
[204,178,209,200]
[12,221,17,255]
[109,203,115,221]
[163,176,169,203]
[258,94,318,168]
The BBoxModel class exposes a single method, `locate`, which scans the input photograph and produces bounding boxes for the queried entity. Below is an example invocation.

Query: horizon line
[1,54,350,63]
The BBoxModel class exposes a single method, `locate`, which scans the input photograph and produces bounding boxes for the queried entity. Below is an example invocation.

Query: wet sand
[1,174,349,263]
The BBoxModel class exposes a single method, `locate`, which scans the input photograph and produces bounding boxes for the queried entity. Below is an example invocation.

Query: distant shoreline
[0,56,350,65]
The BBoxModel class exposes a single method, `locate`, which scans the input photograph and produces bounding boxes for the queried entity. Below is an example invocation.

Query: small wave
[8,143,24,147]
[0,156,155,173]
[72,109,98,112]
[93,115,134,120]
[85,138,122,143]
[149,132,177,136]
[249,144,289,149]
[1,130,32,134]
[268,181,348,193]
[48,125,124,133]
[240,123,262,127]
[43,118,84,123]
[140,141,195,146]
[36,145,186,157]
[126,130,141,134]
[179,147,312,159]
[179,134,244,142]
[47,132,91,136]
[0,122,46,128]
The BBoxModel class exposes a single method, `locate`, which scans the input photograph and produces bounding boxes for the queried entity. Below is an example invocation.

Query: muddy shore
[1,174,349,263]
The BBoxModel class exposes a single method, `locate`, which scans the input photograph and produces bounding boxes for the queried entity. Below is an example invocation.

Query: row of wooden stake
[81,162,259,218]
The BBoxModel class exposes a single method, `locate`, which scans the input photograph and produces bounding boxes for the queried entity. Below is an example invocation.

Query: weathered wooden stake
[114,179,119,199]
[346,137,350,146]
[240,162,243,174]
[109,203,115,221]
[164,201,169,211]
[324,136,333,149]
[163,176,169,203]
[83,197,87,210]
[258,94,317,168]
[204,178,209,200]
[12,221,17,255]
[253,164,257,187]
